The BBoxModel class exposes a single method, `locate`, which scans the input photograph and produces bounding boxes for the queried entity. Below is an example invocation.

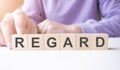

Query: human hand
[0,9,38,48]
[38,19,82,34]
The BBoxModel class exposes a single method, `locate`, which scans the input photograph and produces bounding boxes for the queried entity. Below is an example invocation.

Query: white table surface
[0,37,120,70]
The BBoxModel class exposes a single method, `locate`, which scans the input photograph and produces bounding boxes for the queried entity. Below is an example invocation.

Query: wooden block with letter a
[12,34,28,50]
[60,34,75,50]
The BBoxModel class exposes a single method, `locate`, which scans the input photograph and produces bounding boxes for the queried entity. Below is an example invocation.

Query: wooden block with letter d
[92,34,108,50]
[12,34,28,50]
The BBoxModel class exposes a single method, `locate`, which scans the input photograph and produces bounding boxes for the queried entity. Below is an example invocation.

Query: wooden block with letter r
[12,34,28,50]
[75,34,93,50]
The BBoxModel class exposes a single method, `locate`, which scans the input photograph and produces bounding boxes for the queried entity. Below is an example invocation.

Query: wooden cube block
[76,34,93,50]
[92,34,108,50]
[44,34,59,50]
[28,34,44,50]
[60,34,75,50]
[12,34,28,50]
[11,34,108,50]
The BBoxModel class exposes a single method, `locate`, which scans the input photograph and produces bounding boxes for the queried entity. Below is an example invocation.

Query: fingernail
[7,42,12,49]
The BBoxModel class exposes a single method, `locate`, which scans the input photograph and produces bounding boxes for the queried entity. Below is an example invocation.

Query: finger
[0,13,16,49]
[13,9,37,34]
[0,25,6,46]
[38,23,47,34]
[25,20,38,34]
[40,27,47,34]
[12,9,26,34]
[38,19,49,34]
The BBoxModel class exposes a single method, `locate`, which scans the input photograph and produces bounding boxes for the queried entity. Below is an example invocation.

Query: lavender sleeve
[21,0,44,24]
[80,0,120,37]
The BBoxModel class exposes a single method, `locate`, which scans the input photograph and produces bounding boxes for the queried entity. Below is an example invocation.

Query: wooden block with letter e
[28,34,44,50]
[12,34,28,50]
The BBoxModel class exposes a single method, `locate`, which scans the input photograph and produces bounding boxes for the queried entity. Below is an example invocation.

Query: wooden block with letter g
[12,34,28,50]
[44,34,60,50]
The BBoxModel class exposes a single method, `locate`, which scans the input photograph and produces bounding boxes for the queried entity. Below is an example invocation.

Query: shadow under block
[12,34,28,50]
[60,34,75,50]
[44,34,59,50]
[28,34,44,50]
